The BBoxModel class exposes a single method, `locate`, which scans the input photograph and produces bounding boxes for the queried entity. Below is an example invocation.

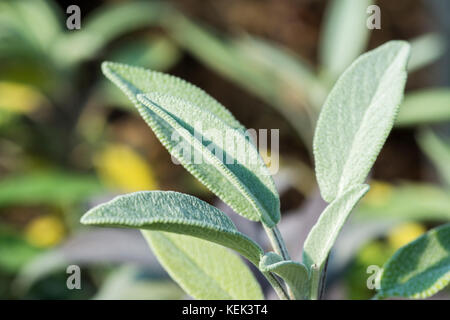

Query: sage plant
[81,41,450,300]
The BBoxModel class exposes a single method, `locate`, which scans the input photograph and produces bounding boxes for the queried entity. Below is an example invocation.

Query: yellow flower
[25,215,65,248]
[95,144,158,192]
[387,222,426,250]
[362,181,393,206]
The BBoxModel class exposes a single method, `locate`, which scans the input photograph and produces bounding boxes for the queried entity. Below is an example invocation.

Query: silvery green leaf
[81,191,263,265]
[99,36,181,109]
[377,223,450,299]
[259,252,309,300]
[101,60,243,128]
[314,41,410,203]
[303,184,369,271]
[396,89,450,127]
[102,62,280,227]
[319,0,373,81]
[143,231,264,300]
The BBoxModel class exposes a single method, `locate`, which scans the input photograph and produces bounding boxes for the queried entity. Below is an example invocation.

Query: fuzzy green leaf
[81,191,263,265]
[259,252,309,300]
[143,231,264,300]
[303,184,369,271]
[102,61,242,128]
[314,41,410,203]
[102,62,280,227]
[377,223,450,299]
[396,89,450,127]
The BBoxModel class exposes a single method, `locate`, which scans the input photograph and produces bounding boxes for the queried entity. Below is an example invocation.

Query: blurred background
[0,0,449,299]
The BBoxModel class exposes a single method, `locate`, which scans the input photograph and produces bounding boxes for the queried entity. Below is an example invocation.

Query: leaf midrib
[334,49,405,199]
[84,213,263,265]
[137,94,276,226]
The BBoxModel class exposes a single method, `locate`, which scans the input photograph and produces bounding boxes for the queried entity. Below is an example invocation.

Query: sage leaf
[314,41,410,203]
[80,191,263,265]
[143,231,264,300]
[303,184,369,271]
[377,223,450,299]
[102,61,280,227]
[102,61,243,129]
[259,252,309,300]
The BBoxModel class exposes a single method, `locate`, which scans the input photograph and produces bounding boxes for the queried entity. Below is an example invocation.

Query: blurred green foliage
[0,0,448,299]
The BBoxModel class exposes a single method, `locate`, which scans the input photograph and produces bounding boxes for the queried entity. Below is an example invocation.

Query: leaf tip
[79,213,90,225]
[101,61,114,75]
[80,205,101,226]
[383,40,411,67]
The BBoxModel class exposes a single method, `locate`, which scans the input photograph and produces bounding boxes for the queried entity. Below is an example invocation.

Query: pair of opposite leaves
[82,41,449,300]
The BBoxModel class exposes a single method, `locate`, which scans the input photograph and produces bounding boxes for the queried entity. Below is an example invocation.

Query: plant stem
[263,271,290,300]
[318,257,329,299]
[309,257,329,300]
[263,225,295,299]
[309,264,321,300]
[263,225,291,260]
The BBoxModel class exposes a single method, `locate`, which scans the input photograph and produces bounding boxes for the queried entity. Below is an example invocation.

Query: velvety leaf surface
[143,231,264,300]
[259,252,309,300]
[378,223,450,299]
[314,41,410,202]
[81,191,263,265]
[102,61,242,128]
[102,62,280,227]
[303,184,370,271]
